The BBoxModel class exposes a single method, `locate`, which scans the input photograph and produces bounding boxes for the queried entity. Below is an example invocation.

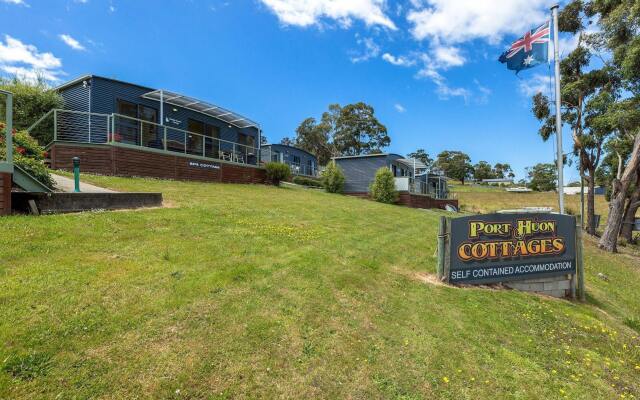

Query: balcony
[28,109,259,165]
[394,176,450,199]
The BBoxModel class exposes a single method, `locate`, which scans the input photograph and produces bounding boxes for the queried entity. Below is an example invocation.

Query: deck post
[437,216,447,279]
[53,109,57,142]
[5,91,12,164]
[163,126,167,151]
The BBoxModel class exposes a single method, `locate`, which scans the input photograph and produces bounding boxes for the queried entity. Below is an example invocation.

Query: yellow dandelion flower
[442,377,449,383]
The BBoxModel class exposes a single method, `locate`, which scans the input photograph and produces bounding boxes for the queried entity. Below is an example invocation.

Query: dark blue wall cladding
[260,144,318,169]
[58,76,259,146]
[60,81,90,112]
[334,154,402,193]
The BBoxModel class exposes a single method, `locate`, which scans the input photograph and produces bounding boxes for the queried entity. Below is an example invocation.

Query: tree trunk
[620,178,640,243]
[599,133,640,252]
[586,169,596,236]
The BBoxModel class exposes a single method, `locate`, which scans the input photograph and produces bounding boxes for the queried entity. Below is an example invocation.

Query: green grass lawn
[1,175,639,399]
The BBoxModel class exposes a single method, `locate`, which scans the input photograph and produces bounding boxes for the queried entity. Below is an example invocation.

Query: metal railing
[0,90,13,168]
[395,176,451,199]
[284,161,318,177]
[28,109,260,165]
[260,148,319,177]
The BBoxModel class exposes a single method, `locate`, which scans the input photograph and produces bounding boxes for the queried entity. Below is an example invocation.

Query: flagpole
[551,4,565,214]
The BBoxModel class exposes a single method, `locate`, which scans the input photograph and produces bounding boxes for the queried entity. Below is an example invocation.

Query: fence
[28,109,260,166]
[260,147,319,177]
[396,177,452,199]
[0,90,13,169]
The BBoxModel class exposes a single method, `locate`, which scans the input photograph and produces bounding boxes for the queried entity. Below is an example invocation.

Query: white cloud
[407,0,549,44]
[259,0,396,30]
[382,52,415,67]
[433,45,465,67]
[0,35,63,81]
[350,36,380,63]
[519,73,551,97]
[394,103,406,113]
[416,62,470,101]
[59,34,86,51]
[1,0,29,5]
[474,79,491,104]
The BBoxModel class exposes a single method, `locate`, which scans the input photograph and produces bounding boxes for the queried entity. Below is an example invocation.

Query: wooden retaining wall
[0,172,11,216]
[347,191,458,210]
[49,143,266,184]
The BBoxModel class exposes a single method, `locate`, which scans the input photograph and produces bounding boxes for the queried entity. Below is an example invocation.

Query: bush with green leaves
[265,162,291,186]
[369,167,398,204]
[321,161,345,193]
[0,125,55,188]
[292,175,323,188]
[0,76,63,145]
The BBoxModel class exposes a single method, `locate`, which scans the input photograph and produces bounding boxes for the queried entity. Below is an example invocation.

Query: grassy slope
[452,183,610,218]
[1,176,639,399]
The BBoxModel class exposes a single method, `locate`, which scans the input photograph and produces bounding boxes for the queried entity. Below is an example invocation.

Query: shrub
[321,161,345,193]
[265,162,291,186]
[0,76,64,144]
[292,175,323,188]
[369,167,398,204]
[0,126,55,188]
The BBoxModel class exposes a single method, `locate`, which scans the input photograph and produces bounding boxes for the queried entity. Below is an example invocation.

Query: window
[205,124,220,159]
[186,119,205,155]
[271,151,280,162]
[139,105,158,148]
[117,99,137,118]
[292,155,301,166]
[116,99,139,144]
[188,119,205,135]
[307,159,314,175]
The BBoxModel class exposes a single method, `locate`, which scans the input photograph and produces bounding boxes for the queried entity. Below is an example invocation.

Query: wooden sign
[438,213,578,285]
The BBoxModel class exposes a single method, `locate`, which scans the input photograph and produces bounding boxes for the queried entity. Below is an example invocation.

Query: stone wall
[505,276,572,298]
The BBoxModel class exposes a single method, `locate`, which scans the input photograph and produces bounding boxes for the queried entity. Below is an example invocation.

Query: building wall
[0,172,11,215]
[58,76,259,147]
[60,80,90,112]
[50,143,266,184]
[261,144,318,173]
[334,155,402,193]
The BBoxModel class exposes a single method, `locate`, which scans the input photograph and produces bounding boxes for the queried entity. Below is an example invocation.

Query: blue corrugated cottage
[55,75,261,163]
[29,75,268,184]
[260,144,318,177]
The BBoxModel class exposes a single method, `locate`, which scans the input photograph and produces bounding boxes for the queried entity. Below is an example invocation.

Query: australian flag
[499,21,550,73]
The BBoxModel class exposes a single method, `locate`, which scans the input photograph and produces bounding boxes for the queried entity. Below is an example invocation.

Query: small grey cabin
[333,153,451,204]
[261,144,318,177]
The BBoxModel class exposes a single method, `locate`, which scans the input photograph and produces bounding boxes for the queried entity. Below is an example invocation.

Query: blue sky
[0,0,581,181]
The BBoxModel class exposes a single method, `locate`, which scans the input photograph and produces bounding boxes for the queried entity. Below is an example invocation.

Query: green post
[73,157,80,192]
[576,215,586,301]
